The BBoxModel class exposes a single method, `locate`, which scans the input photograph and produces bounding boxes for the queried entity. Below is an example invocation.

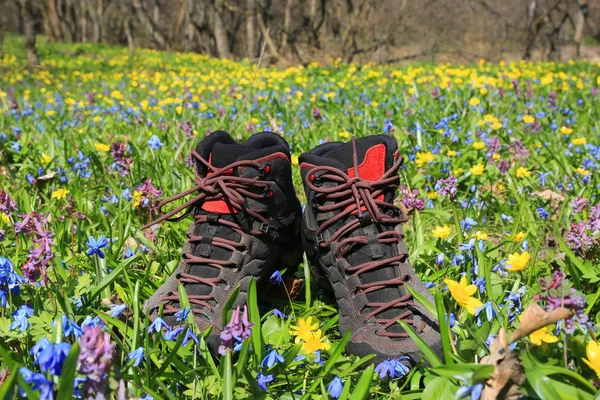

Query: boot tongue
[323,141,406,337]
[322,142,391,181]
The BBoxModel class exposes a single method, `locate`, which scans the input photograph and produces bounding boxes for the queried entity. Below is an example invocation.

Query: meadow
[1,35,600,399]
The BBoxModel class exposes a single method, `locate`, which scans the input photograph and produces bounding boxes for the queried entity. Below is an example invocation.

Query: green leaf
[435,291,453,364]
[57,342,81,399]
[421,377,456,400]
[432,364,493,383]
[398,320,442,367]
[405,284,437,317]
[349,364,374,400]
[223,350,233,400]
[221,285,241,327]
[247,278,265,362]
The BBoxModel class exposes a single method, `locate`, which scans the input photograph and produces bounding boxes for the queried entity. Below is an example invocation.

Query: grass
[1,34,600,399]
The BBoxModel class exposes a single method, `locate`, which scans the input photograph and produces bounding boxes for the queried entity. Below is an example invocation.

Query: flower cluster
[15,212,55,284]
[219,305,253,355]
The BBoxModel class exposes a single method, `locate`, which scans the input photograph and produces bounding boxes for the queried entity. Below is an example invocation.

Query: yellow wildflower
[301,329,331,353]
[473,231,488,241]
[516,167,532,178]
[131,191,142,208]
[0,213,9,223]
[470,164,484,175]
[560,126,573,135]
[51,188,70,200]
[491,122,502,130]
[445,276,483,315]
[492,153,500,160]
[41,154,53,164]
[291,154,299,165]
[431,225,451,239]
[513,231,526,242]
[473,141,485,150]
[427,192,438,199]
[339,131,352,139]
[95,143,110,152]
[583,341,600,377]
[415,152,435,167]
[468,98,480,106]
[529,325,558,346]
[572,138,587,145]
[505,251,530,272]
[523,115,534,124]
[447,150,457,157]
[577,168,591,175]
[290,316,319,342]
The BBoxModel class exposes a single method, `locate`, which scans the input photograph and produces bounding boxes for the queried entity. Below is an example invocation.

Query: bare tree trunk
[79,0,88,42]
[44,0,62,40]
[85,0,101,43]
[20,0,39,67]
[97,0,104,41]
[124,15,136,56]
[213,0,231,58]
[132,0,169,49]
[280,0,291,52]
[152,0,160,24]
[246,0,256,58]
[574,0,585,56]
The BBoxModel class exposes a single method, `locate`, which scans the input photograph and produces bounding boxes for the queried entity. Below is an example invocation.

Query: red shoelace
[142,149,273,316]
[305,139,425,338]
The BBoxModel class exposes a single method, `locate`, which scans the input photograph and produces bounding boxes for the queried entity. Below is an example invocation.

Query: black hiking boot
[299,135,441,363]
[143,130,303,353]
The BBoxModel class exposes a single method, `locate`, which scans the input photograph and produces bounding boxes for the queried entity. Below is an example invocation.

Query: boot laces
[305,138,426,338]
[142,148,273,316]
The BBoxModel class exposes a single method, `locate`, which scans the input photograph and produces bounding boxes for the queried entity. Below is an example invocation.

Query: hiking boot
[299,135,441,363]
[143,130,302,352]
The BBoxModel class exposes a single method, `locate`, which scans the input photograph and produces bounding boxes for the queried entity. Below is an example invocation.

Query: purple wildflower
[110,141,132,176]
[0,189,18,215]
[16,212,54,284]
[312,106,322,120]
[397,186,425,212]
[534,271,588,334]
[138,179,162,209]
[434,176,457,201]
[218,305,253,355]
[486,136,501,156]
[571,196,589,214]
[78,326,115,398]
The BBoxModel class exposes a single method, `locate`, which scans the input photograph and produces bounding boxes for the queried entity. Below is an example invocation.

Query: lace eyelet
[268,190,274,198]
[265,164,271,173]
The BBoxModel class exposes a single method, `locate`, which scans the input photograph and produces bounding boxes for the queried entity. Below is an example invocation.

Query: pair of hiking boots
[143,130,441,363]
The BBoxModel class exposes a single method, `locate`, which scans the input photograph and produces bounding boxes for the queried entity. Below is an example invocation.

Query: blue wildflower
[182,328,199,347]
[148,135,163,150]
[460,218,478,232]
[327,376,343,399]
[270,270,282,285]
[435,252,445,265]
[19,367,53,400]
[10,304,34,332]
[164,327,185,341]
[474,302,496,326]
[175,308,190,322]
[148,317,169,333]
[86,236,108,258]
[456,383,483,400]
[272,308,286,318]
[62,314,83,338]
[108,303,127,317]
[127,347,144,367]
[261,349,284,369]
[257,372,274,391]
[31,338,72,375]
